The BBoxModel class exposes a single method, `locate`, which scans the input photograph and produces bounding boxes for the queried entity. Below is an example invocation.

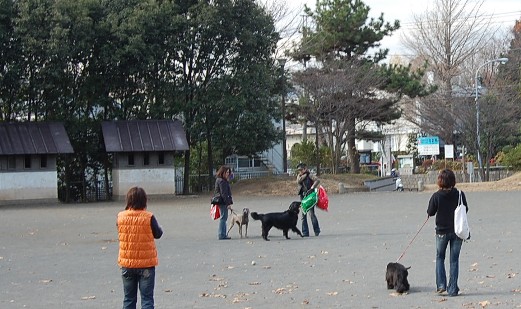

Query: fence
[175,170,272,195]
[58,180,112,202]
[400,168,514,190]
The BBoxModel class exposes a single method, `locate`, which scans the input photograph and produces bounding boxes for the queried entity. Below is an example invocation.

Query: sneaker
[219,237,231,240]
[315,232,320,236]
[436,288,446,294]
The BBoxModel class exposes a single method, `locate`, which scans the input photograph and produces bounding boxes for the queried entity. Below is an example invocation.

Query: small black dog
[250,201,304,241]
[386,262,410,294]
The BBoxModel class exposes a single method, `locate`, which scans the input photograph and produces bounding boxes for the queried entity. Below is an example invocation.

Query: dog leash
[396,217,430,263]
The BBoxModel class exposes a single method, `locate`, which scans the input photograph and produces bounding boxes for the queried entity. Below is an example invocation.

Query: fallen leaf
[249,282,261,285]
[212,294,226,298]
[81,296,96,300]
[326,291,338,296]
[39,279,52,283]
[274,288,287,294]
[200,293,226,298]
[479,300,490,307]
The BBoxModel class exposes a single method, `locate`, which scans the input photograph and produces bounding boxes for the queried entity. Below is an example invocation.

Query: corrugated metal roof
[101,120,189,152]
[0,122,74,155]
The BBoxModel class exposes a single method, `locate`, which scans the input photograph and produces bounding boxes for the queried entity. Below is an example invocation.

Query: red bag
[317,185,329,211]
[210,204,221,220]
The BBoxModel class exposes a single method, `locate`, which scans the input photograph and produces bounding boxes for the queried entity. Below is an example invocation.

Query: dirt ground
[232,171,521,196]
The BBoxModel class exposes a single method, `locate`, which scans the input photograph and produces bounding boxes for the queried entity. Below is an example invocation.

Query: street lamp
[474,57,508,181]
[278,58,288,174]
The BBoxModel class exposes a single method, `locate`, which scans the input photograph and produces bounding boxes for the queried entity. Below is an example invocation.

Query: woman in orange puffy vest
[117,187,163,309]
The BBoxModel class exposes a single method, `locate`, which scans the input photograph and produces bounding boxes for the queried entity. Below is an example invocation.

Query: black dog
[250,201,304,241]
[386,262,410,293]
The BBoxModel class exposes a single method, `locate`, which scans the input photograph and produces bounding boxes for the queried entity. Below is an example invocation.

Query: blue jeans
[218,204,229,239]
[121,267,155,309]
[435,232,463,296]
[302,207,320,236]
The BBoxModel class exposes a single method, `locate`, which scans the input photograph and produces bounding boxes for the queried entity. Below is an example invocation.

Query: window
[238,158,250,168]
[24,155,31,169]
[40,155,48,168]
[158,153,165,165]
[128,153,135,166]
[8,156,16,169]
[143,152,150,166]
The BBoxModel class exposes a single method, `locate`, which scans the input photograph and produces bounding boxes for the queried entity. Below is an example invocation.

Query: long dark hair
[216,165,231,179]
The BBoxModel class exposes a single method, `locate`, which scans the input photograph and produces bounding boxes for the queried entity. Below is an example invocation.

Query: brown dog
[227,208,250,238]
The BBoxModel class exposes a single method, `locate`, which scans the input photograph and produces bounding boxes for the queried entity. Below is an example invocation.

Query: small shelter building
[0,122,74,204]
[101,120,189,199]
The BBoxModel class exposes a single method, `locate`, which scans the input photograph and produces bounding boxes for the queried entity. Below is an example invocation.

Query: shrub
[502,144,521,170]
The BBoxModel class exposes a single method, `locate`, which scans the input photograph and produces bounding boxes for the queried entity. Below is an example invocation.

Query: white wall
[113,168,176,197]
[0,171,57,200]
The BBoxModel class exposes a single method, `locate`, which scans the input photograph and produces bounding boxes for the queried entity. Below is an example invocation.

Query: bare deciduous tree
[403,0,494,91]
[293,60,399,173]
[257,0,304,57]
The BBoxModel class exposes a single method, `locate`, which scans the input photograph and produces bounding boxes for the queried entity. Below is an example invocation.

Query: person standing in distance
[427,169,468,297]
[214,165,234,240]
[296,162,320,237]
[117,187,163,309]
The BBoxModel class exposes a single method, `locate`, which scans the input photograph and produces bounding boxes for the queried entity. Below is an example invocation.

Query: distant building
[101,120,188,199]
[0,122,74,204]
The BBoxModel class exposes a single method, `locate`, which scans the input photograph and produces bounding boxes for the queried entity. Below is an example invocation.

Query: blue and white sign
[418,136,440,156]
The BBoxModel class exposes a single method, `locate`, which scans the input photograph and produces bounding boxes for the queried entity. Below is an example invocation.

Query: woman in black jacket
[214,166,234,240]
[427,169,468,297]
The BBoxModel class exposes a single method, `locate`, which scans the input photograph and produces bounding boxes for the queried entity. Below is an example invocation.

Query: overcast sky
[285,0,520,58]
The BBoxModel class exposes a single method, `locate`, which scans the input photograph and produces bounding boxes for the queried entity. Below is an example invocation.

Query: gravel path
[1,190,520,308]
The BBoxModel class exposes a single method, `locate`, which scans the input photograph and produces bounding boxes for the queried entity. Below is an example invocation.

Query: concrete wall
[400,169,515,190]
[112,168,177,199]
[0,171,58,201]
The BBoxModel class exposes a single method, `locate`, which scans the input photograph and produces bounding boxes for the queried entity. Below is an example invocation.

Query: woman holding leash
[296,162,320,237]
[427,168,468,297]
[214,165,234,240]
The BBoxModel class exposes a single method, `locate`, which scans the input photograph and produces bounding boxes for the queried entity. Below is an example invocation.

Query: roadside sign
[418,136,440,156]
[445,145,454,159]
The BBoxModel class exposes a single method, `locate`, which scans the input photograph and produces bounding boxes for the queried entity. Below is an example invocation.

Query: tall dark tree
[0,0,21,121]
[170,0,280,191]
[1,0,284,199]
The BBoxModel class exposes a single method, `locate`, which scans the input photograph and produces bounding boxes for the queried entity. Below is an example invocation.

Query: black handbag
[211,194,223,205]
